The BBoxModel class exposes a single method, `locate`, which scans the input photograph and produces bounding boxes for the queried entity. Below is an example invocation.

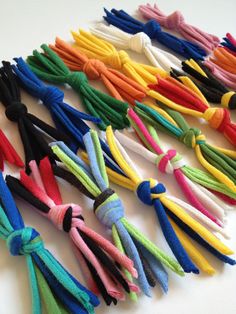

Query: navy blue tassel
[103,8,206,59]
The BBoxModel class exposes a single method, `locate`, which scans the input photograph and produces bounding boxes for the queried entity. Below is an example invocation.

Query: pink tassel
[139,3,220,53]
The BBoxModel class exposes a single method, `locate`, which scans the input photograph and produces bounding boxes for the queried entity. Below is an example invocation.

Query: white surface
[0,0,236,313]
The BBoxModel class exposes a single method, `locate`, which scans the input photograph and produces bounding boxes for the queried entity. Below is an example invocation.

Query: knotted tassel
[103,8,206,59]
[13,57,123,174]
[6,157,139,305]
[221,33,236,53]
[50,130,183,297]
[175,59,236,110]
[0,171,99,314]
[102,126,236,273]
[116,109,232,229]
[0,61,69,171]
[49,37,146,104]
[13,57,100,152]
[72,28,236,146]
[148,73,236,147]
[27,44,130,130]
[132,102,236,196]
[0,129,24,170]
[139,3,220,54]
[89,23,182,72]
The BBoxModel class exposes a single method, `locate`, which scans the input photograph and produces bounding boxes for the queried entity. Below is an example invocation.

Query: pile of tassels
[0,2,235,313]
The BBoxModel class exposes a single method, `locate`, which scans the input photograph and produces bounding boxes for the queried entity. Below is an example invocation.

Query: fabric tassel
[0,171,99,314]
[27,45,130,130]
[175,59,236,110]
[100,126,235,274]
[13,57,100,152]
[50,37,146,104]
[50,130,185,297]
[116,109,233,230]
[88,23,182,72]
[13,57,123,175]
[139,3,220,54]
[0,61,69,171]
[132,102,236,196]
[0,129,24,169]
[103,8,206,59]
[6,156,139,305]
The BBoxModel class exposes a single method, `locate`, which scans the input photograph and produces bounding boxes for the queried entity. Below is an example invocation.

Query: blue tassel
[103,8,206,59]
[13,57,123,175]
[134,239,168,293]
[13,58,100,151]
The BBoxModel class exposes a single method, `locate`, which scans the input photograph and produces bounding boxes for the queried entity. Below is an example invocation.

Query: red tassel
[39,157,62,205]
[0,129,24,170]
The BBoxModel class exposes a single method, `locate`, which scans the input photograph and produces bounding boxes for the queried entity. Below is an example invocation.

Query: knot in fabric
[48,204,84,232]
[65,71,88,90]
[203,108,230,132]
[105,50,131,70]
[129,33,152,53]
[143,20,162,39]
[118,50,132,66]
[82,59,107,80]
[5,102,28,122]
[180,128,206,148]
[156,149,185,173]
[40,86,64,108]
[165,11,185,30]
[93,188,125,229]
[6,227,44,256]
[136,179,166,206]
